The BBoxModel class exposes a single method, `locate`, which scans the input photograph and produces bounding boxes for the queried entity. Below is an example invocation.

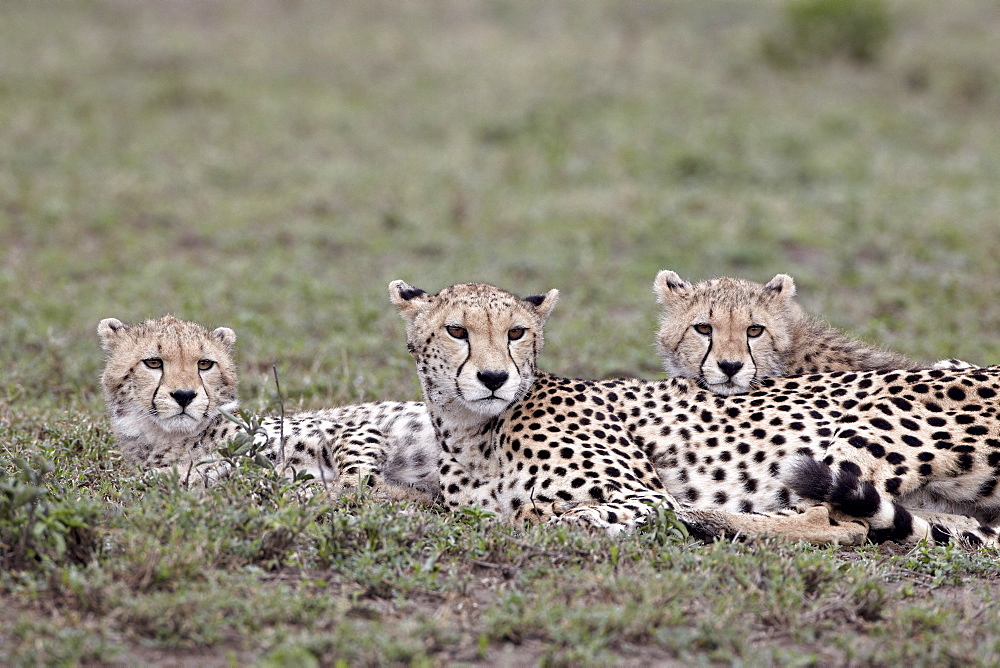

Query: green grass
[3,1,1000,664]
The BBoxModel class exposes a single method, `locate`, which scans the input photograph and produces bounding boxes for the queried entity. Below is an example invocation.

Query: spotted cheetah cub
[391,280,1000,549]
[389,280,868,544]
[653,270,927,396]
[98,316,438,502]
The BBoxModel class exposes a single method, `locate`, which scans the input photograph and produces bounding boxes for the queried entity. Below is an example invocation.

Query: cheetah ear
[389,280,432,323]
[211,327,237,350]
[763,274,796,299]
[98,318,129,350]
[653,270,693,307]
[523,289,559,321]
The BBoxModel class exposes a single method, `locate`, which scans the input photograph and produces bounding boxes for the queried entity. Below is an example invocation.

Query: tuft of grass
[763,0,893,67]
[0,455,103,572]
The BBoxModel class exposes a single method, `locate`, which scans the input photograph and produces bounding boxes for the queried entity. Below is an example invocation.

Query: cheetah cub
[391,280,1000,549]
[98,316,438,502]
[653,270,932,396]
[389,280,868,544]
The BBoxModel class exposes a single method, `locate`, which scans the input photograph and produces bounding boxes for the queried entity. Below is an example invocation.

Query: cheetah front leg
[548,492,676,536]
[549,492,867,545]
[681,505,868,545]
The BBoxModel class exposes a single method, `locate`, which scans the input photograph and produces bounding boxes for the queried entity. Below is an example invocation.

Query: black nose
[477,370,509,392]
[170,389,197,408]
[717,360,744,379]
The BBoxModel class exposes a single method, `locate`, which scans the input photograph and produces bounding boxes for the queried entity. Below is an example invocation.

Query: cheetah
[389,280,869,544]
[653,270,937,396]
[390,280,1000,548]
[98,316,438,502]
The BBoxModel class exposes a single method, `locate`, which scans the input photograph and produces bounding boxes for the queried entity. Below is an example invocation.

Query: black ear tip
[398,287,427,301]
[523,294,547,307]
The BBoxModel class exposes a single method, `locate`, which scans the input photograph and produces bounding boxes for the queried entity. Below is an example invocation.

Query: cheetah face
[98,316,239,438]
[390,281,559,418]
[654,270,798,395]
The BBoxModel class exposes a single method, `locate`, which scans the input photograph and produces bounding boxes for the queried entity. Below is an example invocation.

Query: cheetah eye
[143,358,163,369]
[198,360,215,371]
[747,325,765,338]
[446,325,468,340]
[693,323,712,336]
[508,327,526,341]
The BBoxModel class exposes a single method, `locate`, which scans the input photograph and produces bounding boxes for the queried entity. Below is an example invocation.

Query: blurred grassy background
[4,1,1000,664]
[3,0,999,418]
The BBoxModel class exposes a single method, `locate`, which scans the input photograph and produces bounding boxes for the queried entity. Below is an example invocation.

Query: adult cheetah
[389,281,870,544]
[98,315,438,502]
[390,280,1000,548]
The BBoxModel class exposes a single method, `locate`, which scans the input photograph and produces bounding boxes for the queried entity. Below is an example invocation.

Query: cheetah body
[98,316,438,501]
[392,281,1000,547]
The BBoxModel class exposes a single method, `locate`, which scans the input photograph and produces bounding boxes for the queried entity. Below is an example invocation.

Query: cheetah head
[98,316,239,439]
[653,270,802,395]
[389,281,559,419]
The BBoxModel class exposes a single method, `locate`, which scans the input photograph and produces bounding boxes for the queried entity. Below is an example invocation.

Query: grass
[2,0,1000,664]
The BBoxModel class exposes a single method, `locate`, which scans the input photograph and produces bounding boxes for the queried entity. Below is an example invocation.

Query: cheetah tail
[785,457,921,543]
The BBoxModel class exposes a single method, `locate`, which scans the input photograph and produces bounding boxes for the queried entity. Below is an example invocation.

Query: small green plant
[891,541,997,587]
[635,505,689,547]
[0,456,101,571]
[763,0,892,67]
[211,369,318,487]
[214,408,277,470]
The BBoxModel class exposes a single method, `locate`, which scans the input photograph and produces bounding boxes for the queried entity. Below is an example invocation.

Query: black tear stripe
[507,333,518,371]
[454,310,472,394]
[200,373,211,415]
[698,333,713,376]
[746,309,758,373]
[150,376,163,414]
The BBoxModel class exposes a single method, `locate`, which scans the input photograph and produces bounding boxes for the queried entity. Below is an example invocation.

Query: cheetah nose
[477,370,509,392]
[717,360,743,379]
[170,389,197,408]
